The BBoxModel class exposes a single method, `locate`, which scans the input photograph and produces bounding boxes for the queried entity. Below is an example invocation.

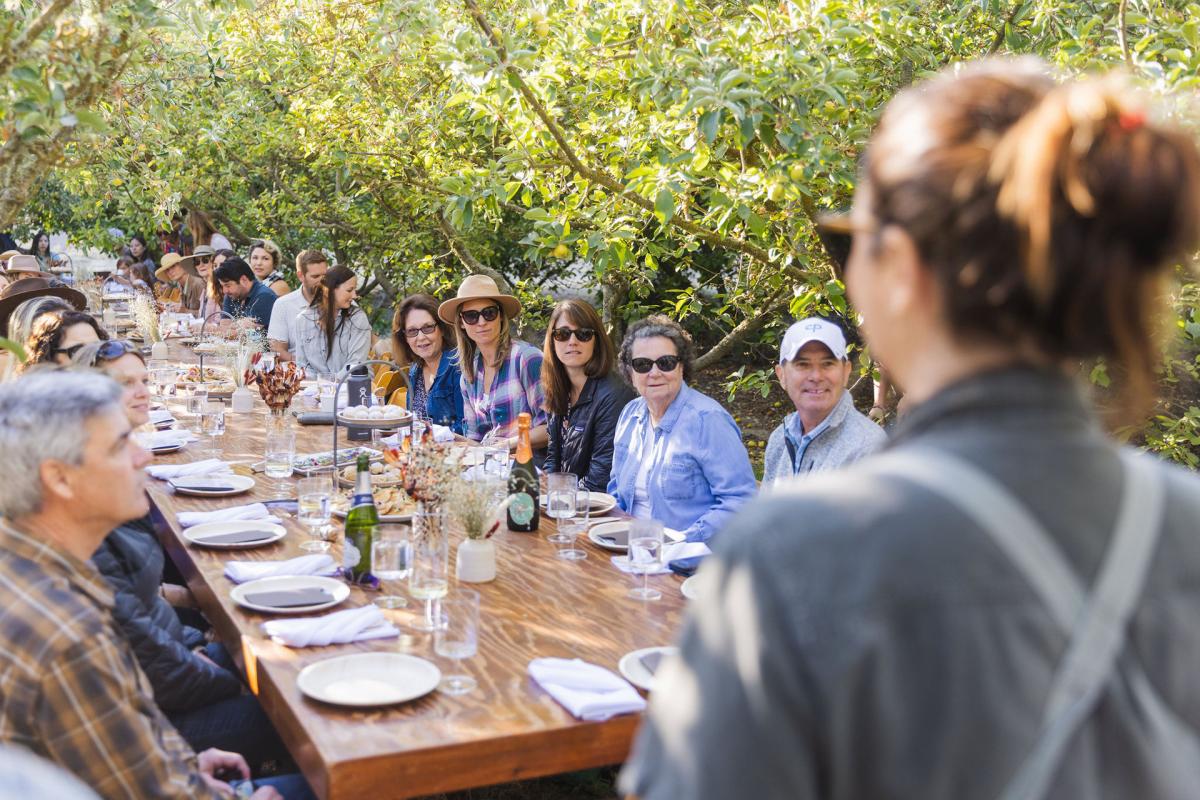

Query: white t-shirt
[267,287,310,350]
[209,232,233,252]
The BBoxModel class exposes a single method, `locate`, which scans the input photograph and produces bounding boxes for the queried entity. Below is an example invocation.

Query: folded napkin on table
[146,459,232,481]
[262,605,399,648]
[225,554,338,584]
[148,409,176,427]
[135,429,198,449]
[178,502,280,528]
[528,657,647,721]
[611,541,711,576]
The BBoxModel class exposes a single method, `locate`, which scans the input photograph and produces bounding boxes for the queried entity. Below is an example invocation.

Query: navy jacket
[407,348,465,434]
[544,373,636,492]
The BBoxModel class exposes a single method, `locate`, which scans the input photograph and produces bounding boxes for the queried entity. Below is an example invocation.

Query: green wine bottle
[343,453,379,583]
[507,412,540,532]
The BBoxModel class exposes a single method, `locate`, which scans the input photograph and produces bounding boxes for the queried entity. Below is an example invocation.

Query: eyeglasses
[86,339,139,365]
[54,343,90,359]
[198,256,213,263]
[402,322,438,339]
[459,305,500,325]
[628,355,681,374]
[551,327,596,343]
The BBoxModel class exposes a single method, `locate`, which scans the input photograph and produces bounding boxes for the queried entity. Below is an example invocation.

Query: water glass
[483,445,510,480]
[435,589,480,696]
[627,518,664,601]
[200,400,225,458]
[296,476,333,553]
[372,528,411,610]
[545,472,577,545]
[264,430,295,499]
[408,508,449,632]
[317,372,336,411]
[555,489,590,560]
[185,385,209,434]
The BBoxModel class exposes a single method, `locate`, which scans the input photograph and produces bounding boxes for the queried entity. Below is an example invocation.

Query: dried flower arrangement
[383,423,464,506]
[448,475,510,539]
[130,293,163,344]
[231,330,269,388]
[245,353,305,412]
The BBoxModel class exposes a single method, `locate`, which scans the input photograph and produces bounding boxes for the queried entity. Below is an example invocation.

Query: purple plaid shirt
[461,339,548,441]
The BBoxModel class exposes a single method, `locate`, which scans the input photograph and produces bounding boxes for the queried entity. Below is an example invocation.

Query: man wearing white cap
[762,317,886,484]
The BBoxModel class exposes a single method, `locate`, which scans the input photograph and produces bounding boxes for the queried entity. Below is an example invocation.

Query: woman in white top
[293,265,372,375]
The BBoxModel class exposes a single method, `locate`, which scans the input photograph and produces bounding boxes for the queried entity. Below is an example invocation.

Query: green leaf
[654,188,675,226]
[699,109,720,143]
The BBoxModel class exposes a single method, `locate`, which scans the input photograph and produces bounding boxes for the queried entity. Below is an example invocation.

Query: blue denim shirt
[407,348,465,435]
[608,383,757,543]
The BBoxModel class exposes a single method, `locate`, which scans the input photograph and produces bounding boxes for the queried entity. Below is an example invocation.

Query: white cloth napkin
[528,658,647,721]
[224,554,338,584]
[177,502,280,528]
[611,541,711,575]
[146,459,233,481]
[148,409,176,427]
[262,605,399,648]
[135,429,198,449]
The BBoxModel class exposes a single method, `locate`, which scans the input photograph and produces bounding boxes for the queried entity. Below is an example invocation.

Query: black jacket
[544,373,636,491]
[90,515,241,712]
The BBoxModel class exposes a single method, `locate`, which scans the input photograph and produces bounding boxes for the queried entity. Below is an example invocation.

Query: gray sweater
[761,389,886,484]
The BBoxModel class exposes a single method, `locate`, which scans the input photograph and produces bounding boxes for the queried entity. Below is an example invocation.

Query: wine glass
[627,518,664,601]
[185,384,209,434]
[545,472,578,545]
[264,430,295,499]
[555,489,589,560]
[296,476,333,553]
[372,527,411,610]
[408,508,449,631]
[200,400,225,458]
[435,589,480,695]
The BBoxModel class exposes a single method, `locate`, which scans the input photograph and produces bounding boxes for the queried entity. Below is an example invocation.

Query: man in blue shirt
[215,257,276,329]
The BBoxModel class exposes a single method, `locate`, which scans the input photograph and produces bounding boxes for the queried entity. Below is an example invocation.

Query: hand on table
[197,747,250,782]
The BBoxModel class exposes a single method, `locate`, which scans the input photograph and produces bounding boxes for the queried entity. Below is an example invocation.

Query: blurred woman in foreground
[625,59,1200,800]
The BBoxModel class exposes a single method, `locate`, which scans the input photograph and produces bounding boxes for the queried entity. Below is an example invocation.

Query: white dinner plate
[680,575,700,601]
[297,653,441,707]
[171,474,256,497]
[618,646,679,692]
[182,520,287,550]
[588,520,630,552]
[540,491,618,516]
[230,575,349,614]
[150,443,185,455]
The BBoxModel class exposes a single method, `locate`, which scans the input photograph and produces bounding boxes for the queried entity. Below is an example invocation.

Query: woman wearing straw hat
[439,274,548,451]
[153,253,205,315]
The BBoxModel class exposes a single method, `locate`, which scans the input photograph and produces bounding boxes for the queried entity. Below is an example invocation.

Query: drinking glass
[200,400,225,458]
[483,445,510,480]
[408,508,449,631]
[435,589,480,696]
[545,473,578,544]
[185,384,209,434]
[373,527,411,609]
[264,430,295,499]
[296,476,333,553]
[555,489,590,560]
[317,372,336,412]
[627,518,664,601]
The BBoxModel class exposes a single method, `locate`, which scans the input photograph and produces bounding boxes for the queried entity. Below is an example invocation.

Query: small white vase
[230,386,255,413]
[456,538,496,583]
[150,340,169,360]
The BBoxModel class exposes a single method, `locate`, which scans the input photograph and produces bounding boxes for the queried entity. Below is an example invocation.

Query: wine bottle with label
[507,412,540,532]
[343,453,379,583]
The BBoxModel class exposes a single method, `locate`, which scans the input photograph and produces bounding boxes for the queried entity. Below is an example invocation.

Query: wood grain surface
[149,346,687,799]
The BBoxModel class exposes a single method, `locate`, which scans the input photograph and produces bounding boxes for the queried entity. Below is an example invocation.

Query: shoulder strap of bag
[864,448,1200,800]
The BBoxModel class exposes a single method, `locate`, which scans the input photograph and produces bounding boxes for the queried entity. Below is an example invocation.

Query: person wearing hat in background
[0,276,87,376]
[179,245,222,322]
[154,253,205,315]
[3,254,53,281]
[439,274,548,451]
[761,317,887,485]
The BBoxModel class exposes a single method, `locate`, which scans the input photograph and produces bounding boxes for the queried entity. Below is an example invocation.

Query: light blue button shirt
[607,383,757,543]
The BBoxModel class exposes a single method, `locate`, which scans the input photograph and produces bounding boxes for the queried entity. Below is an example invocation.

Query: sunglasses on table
[402,322,438,339]
[551,327,596,343]
[628,355,682,374]
[459,305,501,325]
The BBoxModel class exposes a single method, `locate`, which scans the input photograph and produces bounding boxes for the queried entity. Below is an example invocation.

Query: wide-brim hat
[3,254,51,278]
[0,249,20,264]
[155,252,184,281]
[0,277,87,337]
[178,245,216,278]
[437,274,521,324]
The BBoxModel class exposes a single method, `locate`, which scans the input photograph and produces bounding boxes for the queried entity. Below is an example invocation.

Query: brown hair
[187,209,218,247]
[542,299,615,416]
[865,59,1200,422]
[248,239,284,273]
[295,249,328,275]
[22,310,109,370]
[618,314,695,384]
[454,303,513,383]
[310,265,358,358]
[391,293,453,369]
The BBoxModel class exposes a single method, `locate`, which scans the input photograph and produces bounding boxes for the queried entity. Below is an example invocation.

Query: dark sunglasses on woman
[629,355,681,374]
[551,327,596,343]
[459,305,501,325]
[84,339,140,366]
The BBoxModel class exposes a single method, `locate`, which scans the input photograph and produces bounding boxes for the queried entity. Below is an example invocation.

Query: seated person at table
[19,309,107,372]
[268,249,328,361]
[0,372,299,799]
[608,315,756,542]
[0,275,86,340]
[248,239,291,297]
[393,292,464,433]
[154,252,206,316]
[293,265,372,375]
[217,256,277,329]
[439,274,548,449]
[762,317,886,484]
[542,298,635,491]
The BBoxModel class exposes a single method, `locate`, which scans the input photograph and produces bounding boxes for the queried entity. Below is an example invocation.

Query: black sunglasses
[459,305,501,325]
[402,322,438,339]
[551,327,596,343]
[628,355,681,374]
[55,342,90,359]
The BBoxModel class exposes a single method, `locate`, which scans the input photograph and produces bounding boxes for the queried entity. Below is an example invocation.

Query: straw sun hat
[154,252,186,281]
[437,274,522,324]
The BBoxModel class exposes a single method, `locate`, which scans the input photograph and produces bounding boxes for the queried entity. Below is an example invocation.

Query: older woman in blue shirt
[392,292,464,433]
[608,315,756,543]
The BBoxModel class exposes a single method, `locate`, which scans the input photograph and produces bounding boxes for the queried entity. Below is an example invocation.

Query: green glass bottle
[507,412,540,532]
[343,453,378,584]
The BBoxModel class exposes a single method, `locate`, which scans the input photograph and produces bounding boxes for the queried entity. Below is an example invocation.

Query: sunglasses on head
[90,339,139,364]
[459,305,500,325]
[402,322,438,339]
[551,327,595,343]
[628,355,681,374]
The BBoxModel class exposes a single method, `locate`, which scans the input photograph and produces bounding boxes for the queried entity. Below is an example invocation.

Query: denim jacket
[608,383,757,543]
[407,348,465,435]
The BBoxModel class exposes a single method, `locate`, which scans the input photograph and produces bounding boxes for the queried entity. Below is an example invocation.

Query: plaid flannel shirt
[461,339,548,441]
[0,520,219,799]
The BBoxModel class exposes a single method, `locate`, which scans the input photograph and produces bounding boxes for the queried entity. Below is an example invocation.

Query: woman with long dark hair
[29,230,53,271]
[19,309,108,371]
[293,265,372,374]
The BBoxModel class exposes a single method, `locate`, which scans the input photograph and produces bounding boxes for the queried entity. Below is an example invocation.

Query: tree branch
[0,0,74,77]
[1117,0,1132,66]
[435,210,511,292]
[693,285,792,371]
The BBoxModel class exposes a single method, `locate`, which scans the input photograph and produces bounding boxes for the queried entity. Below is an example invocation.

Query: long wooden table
[146,354,687,799]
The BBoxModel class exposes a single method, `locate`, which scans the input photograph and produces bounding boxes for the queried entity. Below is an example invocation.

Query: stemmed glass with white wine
[545,472,578,545]
[296,476,333,552]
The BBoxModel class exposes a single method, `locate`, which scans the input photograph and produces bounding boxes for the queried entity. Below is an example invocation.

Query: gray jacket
[622,366,1200,800]
[761,390,886,484]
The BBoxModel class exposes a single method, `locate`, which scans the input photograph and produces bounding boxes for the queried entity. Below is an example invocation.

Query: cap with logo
[779,317,848,363]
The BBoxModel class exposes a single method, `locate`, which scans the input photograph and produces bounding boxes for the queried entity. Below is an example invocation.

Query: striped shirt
[461,339,548,441]
[0,520,218,799]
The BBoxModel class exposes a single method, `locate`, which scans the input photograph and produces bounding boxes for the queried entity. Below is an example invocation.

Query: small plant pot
[230,386,255,413]
[456,537,496,583]
[150,340,170,360]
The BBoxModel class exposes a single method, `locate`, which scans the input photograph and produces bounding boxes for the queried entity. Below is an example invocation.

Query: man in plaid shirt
[0,372,284,800]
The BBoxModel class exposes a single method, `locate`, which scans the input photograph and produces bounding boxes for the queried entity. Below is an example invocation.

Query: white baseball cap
[779,317,848,363]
